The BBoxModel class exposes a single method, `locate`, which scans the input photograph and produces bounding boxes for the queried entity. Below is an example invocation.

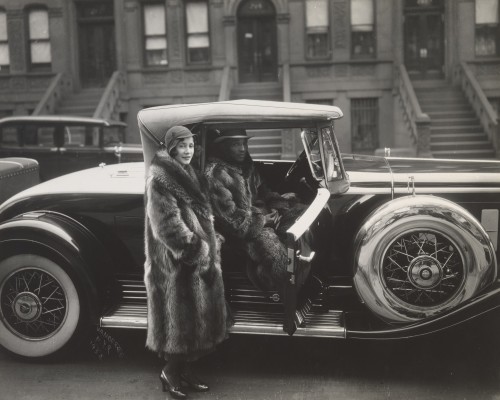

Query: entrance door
[237,0,278,83]
[404,1,444,79]
[77,2,116,87]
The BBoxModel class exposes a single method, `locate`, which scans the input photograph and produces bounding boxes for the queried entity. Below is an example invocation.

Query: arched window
[0,8,9,72]
[27,6,51,70]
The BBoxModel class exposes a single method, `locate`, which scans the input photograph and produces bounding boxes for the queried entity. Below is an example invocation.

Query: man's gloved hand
[264,208,280,228]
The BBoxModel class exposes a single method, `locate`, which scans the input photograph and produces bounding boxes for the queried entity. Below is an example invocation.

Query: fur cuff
[246,207,265,239]
[181,235,209,267]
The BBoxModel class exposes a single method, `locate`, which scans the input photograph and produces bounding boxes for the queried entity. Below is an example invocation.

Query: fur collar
[150,149,211,218]
[206,154,255,178]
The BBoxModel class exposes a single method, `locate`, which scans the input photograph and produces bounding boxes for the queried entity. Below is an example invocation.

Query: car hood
[342,154,500,196]
[387,156,500,193]
[0,162,145,213]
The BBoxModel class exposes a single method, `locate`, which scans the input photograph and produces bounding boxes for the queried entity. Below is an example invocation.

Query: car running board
[100,302,345,338]
[100,276,346,338]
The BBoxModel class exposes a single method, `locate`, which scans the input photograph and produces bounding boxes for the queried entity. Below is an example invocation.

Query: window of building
[475,0,500,56]
[306,0,330,58]
[351,0,375,58]
[351,98,378,153]
[27,7,51,70]
[185,1,210,64]
[0,9,9,73]
[143,3,168,66]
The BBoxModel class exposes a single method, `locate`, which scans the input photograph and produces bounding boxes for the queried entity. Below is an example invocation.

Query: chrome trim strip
[347,187,500,195]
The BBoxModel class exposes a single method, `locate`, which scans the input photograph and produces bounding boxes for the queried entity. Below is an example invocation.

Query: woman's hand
[181,235,209,268]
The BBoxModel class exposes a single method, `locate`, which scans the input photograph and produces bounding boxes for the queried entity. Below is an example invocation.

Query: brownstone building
[0,0,498,159]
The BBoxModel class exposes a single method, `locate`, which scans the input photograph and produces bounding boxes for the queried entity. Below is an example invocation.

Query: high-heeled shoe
[159,370,188,399]
[180,370,209,392]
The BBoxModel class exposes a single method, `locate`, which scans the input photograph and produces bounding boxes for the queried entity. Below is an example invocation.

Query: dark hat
[213,128,251,143]
[163,126,196,153]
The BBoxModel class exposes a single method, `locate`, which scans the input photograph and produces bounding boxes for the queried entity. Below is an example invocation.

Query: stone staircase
[413,80,495,159]
[230,83,283,159]
[55,88,104,117]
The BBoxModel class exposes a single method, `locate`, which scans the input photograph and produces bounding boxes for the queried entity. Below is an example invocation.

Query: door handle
[298,251,315,263]
[50,147,58,152]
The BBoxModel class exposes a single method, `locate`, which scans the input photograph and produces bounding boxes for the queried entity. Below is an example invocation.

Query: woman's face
[224,139,247,164]
[173,137,195,165]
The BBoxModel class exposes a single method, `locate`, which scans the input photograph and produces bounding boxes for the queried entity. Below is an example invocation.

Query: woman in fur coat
[204,128,291,293]
[144,126,231,400]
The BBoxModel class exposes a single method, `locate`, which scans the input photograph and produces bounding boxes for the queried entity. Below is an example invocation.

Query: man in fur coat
[144,126,231,398]
[204,128,290,293]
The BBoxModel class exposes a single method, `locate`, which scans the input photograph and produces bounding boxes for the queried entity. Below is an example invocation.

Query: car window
[321,126,342,181]
[64,125,100,147]
[22,124,56,147]
[102,126,125,146]
[301,129,324,181]
[0,126,20,147]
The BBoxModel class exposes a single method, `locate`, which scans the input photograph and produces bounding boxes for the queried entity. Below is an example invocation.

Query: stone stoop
[56,88,104,117]
[230,83,283,160]
[413,80,495,159]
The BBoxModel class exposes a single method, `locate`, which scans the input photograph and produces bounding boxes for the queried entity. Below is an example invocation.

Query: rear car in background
[0,116,143,181]
[0,100,498,360]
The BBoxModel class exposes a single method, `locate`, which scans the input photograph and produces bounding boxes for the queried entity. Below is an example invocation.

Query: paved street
[1,320,499,400]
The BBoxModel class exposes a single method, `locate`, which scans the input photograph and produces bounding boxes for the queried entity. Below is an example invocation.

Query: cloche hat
[163,126,196,153]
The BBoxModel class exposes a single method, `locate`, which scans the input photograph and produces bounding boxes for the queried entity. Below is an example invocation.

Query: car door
[283,123,349,335]
[19,123,61,181]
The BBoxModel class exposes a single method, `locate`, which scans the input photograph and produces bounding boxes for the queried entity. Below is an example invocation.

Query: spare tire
[353,195,497,323]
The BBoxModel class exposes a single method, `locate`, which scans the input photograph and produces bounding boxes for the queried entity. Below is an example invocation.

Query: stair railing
[453,61,499,158]
[32,73,72,115]
[394,64,431,157]
[218,65,232,102]
[282,62,291,102]
[93,71,127,120]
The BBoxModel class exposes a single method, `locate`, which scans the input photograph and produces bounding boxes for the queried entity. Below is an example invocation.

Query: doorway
[237,0,278,83]
[77,1,116,88]
[404,0,445,79]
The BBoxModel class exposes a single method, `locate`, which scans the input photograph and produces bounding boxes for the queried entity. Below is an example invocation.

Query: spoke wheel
[382,230,465,307]
[0,254,80,358]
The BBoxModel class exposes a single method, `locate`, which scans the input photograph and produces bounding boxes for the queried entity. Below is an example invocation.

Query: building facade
[0,0,498,158]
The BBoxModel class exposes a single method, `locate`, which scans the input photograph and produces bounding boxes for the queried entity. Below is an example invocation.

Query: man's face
[224,139,247,164]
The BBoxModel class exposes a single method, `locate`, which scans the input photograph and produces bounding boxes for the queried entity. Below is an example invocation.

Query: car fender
[0,211,113,322]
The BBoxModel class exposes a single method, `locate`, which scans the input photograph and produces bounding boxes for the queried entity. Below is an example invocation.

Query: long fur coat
[144,149,230,356]
[204,155,288,292]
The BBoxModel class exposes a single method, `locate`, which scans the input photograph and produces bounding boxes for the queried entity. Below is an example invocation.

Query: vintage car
[0,100,498,359]
[0,115,143,181]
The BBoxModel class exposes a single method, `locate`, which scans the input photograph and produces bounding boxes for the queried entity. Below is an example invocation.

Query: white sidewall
[0,254,80,357]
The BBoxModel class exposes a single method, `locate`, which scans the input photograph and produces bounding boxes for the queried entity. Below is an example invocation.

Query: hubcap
[382,231,464,307]
[408,256,442,289]
[0,268,67,339]
[12,292,42,321]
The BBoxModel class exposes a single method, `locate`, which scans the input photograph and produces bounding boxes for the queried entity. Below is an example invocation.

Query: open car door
[283,123,349,335]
